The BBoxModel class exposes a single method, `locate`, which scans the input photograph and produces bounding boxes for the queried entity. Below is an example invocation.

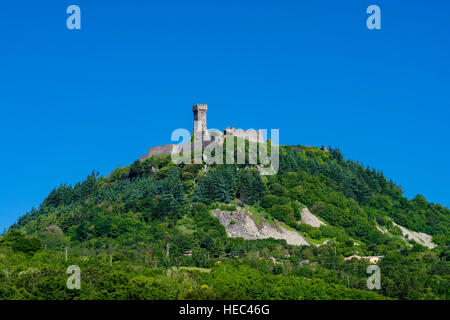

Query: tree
[11,235,42,253]
[75,221,89,241]
[268,204,295,223]
[238,170,265,205]
[128,161,143,179]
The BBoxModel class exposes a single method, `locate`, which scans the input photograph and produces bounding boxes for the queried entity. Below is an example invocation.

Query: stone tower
[193,104,208,134]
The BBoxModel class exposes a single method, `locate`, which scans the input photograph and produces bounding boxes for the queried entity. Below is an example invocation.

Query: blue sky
[0,0,449,231]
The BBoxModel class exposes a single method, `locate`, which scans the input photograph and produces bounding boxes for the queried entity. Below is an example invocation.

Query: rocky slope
[392,222,436,249]
[300,208,326,228]
[212,208,310,246]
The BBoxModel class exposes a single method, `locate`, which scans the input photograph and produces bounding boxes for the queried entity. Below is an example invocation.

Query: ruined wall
[224,127,264,144]
[139,144,176,162]
[139,104,266,162]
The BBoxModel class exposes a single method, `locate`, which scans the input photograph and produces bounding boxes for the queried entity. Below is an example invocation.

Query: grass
[177,267,211,273]
[281,224,297,232]
[243,205,277,228]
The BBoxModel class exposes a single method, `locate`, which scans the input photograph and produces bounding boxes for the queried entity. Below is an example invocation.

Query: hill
[0,141,448,300]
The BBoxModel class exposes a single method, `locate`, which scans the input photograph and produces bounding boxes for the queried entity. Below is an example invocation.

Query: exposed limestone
[300,208,326,228]
[392,222,436,249]
[375,222,435,249]
[212,209,309,246]
[376,226,387,234]
[317,240,330,247]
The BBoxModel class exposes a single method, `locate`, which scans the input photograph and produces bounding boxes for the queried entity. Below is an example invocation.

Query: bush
[12,236,42,253]
[261,194,280,209]
[268,204,295,223]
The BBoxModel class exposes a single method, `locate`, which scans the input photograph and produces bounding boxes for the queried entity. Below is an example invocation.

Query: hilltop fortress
[140,104,265,162]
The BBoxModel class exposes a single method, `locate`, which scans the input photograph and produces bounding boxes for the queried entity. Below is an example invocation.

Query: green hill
[1,142,448,300]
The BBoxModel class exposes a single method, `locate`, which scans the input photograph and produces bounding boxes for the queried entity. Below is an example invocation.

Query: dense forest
[1,138,448,300]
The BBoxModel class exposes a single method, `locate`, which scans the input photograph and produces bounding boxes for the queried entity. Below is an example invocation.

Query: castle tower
[193,104,208,134]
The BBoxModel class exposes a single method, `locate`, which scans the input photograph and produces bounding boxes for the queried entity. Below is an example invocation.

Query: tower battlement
[192,103,208,111]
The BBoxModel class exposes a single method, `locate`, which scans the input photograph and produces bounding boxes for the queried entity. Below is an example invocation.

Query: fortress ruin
[140,104,265,162]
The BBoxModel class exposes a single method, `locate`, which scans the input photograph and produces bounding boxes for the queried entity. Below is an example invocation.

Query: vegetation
[1,142,448,300]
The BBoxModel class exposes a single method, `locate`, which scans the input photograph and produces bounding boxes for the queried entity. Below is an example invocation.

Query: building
[140,103,265,161]
[224,127,264,144]
[193,104,208,134]
[364,256,383,264]
[344,254,383,264]
[344,254,362,261]
[194,103,264,143]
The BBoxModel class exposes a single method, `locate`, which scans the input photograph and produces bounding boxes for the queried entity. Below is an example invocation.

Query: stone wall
[224,127,264,144]
[139,104,267,162]
[139,144,176,162]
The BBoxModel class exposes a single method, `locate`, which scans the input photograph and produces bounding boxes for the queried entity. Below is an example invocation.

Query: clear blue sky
[0,0,449,231]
